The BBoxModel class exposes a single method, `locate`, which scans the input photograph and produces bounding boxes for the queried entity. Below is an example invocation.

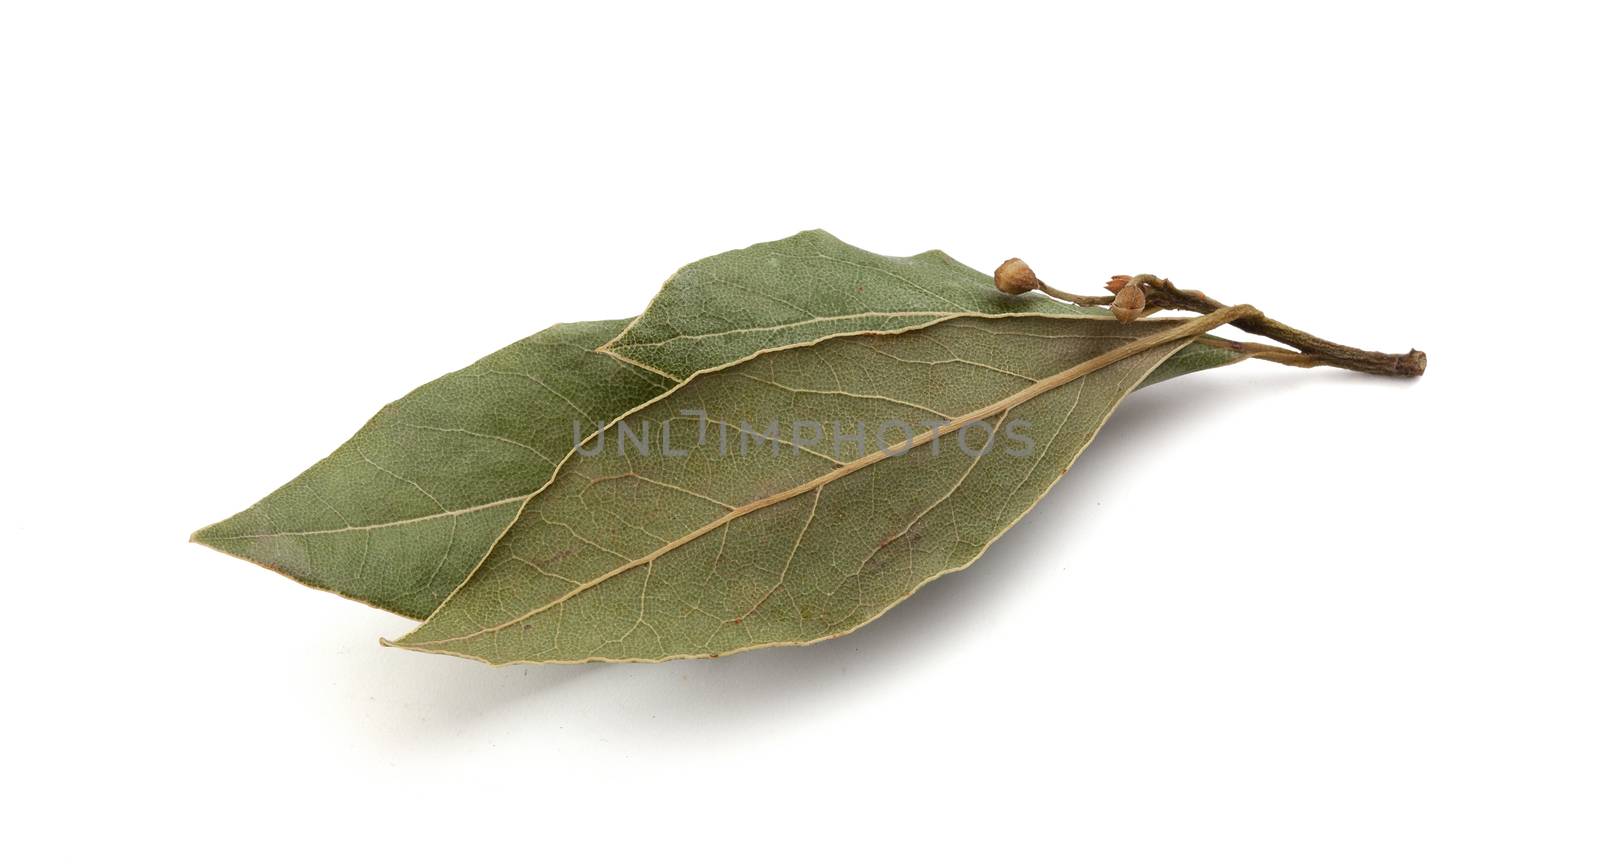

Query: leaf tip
[379,631,423,650]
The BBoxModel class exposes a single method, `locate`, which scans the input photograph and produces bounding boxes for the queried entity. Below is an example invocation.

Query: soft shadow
[337,366,1380,745]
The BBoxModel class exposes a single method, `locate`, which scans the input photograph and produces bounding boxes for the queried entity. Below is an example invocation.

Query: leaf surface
[195,233,1246,620]
[389,313,1209,663]
[601,229,1235,381]
[192,319,674,618]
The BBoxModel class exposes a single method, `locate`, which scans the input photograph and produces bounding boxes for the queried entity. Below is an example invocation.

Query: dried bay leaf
[388,312,1221,664]
[191,319,673,618]
[600,229,1238,381]
[192,232,1420,664]
[193,234,1247,620]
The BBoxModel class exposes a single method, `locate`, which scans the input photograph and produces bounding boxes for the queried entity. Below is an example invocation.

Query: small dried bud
[994,258,1041,295]
[1110,282,1146,323]
[1105,275,1133,294]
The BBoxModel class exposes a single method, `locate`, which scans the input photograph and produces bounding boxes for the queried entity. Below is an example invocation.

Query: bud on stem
[1109,282,1146,323]
[993,258,1041,295]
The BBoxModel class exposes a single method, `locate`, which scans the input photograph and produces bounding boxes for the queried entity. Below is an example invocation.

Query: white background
[3,2,1596,864]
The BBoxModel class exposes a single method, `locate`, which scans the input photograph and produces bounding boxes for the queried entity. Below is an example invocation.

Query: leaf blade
[195,233,1249,620]
[601,229,1086,379]
[600,228,1244,391]
[192,319,674,618]
[391,313,1207,663]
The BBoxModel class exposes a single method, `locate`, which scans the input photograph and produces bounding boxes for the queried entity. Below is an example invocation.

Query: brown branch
[1036,283,1116,308]
[1128,275,1426,377]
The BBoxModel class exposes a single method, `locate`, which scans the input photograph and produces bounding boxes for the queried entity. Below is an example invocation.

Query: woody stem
[1130,276,1426,377]
[1036,282,1116,307]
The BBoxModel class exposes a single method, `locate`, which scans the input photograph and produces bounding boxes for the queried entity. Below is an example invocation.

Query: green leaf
[191,319,674,619]
[194,232,1248,621]
[600,228,1233,381]
[387,312,1210,664]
